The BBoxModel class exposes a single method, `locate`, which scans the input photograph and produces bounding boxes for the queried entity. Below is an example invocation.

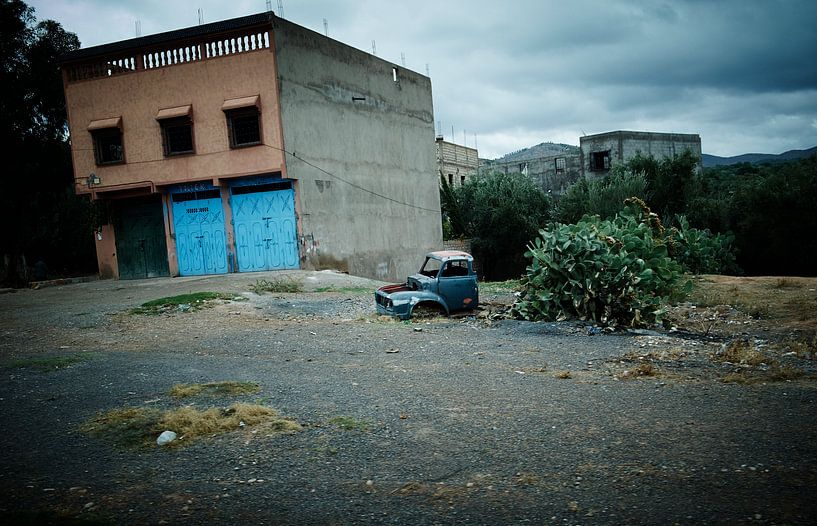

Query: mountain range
[701,146,817,167]
[491,143,816,167]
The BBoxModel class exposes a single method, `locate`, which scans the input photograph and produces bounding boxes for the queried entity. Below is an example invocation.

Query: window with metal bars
[225,107,261,148]
[160,117,194,156]
[91,128,124,165]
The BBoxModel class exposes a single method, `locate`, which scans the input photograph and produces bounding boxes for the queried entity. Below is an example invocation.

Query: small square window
[226,108,261,148]
[591,151,610,171]
[160,117,194,156]
[92,128,124,165]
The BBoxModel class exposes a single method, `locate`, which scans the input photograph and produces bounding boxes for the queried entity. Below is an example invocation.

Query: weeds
[554,370,572,379]
[130,292,240,315]
[713,339,774,366]
[721,364,805,385]
[82,403,300,448]
[784,335,817,360]
[617,363,658,380]
[169,381,261,398]
[8,354,88,372]
[250,277,302,294]
[480,280,521,294]
[773,278,797,289]
[313,286,370,294]
[328,415,371,431]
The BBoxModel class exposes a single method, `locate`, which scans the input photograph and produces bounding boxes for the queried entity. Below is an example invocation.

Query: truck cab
[375,251,479,320]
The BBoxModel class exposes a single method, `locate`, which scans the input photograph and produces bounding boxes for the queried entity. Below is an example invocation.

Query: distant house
[478,143,582,195]
[477,132,702,195]
[60,12,440,281]
[580,130,702,177]
[436,137,478,186]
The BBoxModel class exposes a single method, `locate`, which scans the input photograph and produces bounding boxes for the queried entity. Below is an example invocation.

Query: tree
[441,172,551,280]
[0,0,89,285]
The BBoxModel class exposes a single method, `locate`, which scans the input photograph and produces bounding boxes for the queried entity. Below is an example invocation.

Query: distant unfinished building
[478,143,582,195]
[580,130,702,177]
[478,131,702,195]
[436,137,478,186]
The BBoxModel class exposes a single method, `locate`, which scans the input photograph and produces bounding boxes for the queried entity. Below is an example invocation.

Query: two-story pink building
[61,12,441,281]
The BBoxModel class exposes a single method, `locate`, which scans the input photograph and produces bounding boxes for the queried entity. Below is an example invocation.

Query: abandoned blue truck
[375,251,479,319]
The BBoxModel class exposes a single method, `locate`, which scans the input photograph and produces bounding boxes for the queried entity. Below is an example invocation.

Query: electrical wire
[72,142,443,214]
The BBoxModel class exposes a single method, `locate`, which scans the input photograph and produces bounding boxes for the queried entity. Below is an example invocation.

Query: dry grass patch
[82,403,300,448]
[713,339,775,366]
[690,275,817,330]
[721,364,806,385]
[554,370,572,379]
[169,381,260,398]
[784,335,817,360]
[250,277,303,294]
[514,472,540,486]
[617,362,659,380]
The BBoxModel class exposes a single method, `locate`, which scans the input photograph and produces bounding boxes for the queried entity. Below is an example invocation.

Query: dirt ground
[1,271,816,525]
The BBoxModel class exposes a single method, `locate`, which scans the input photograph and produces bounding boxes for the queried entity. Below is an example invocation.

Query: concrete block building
[479,150,583,196]
[61,12,440,281]
[580,130,702,177]
[435,138,478,186]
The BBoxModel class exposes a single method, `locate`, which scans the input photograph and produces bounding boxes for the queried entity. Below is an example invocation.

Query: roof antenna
[197,8,204,25]
[265,0,272,12]
[401,52,406,67]
[425,63,430,77]
[277,0,285,18]
[134,20,141,37]
[371,40,377,56]
[323,18,328,36]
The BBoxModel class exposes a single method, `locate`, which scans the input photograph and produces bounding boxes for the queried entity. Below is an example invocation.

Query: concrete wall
[64,46,286,196]
[580,131,702,177]
[274,19,441,282]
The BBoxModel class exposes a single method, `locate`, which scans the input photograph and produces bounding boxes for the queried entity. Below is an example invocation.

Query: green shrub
[513,198,689,327]
[667,216,740,275]
[440,172,551,279]
[555,169,646,223]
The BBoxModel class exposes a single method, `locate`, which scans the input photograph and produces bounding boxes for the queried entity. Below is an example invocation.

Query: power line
[72,143,442,214]
[271,145,441,214]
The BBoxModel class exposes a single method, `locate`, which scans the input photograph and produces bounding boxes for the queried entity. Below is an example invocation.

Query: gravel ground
[1,271,815,525]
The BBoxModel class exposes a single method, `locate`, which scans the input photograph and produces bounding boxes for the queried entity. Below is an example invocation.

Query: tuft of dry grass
[82,403,299,448]
[617,362,658,380]
[514,472,540,485]
[784,335,817,360]
[720,364,805,385]
[169,381,260,398]
[554,370,572,379]
[713,339,774,366]
[250,277,303,294]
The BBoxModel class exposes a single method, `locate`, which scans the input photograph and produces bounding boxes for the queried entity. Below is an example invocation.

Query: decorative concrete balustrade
[65,29,271,82]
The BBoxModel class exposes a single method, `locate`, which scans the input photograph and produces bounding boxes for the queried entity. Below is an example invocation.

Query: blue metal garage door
[231,181,299,271]
[171,188,228,276]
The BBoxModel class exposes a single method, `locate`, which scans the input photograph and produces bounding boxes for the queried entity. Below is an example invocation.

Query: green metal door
[114,197,170,279]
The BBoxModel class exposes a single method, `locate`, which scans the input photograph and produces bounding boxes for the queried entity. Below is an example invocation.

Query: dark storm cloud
[29,0,817,157]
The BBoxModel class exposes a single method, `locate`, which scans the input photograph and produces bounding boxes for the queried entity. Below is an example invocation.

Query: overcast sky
[30,0,817,158]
